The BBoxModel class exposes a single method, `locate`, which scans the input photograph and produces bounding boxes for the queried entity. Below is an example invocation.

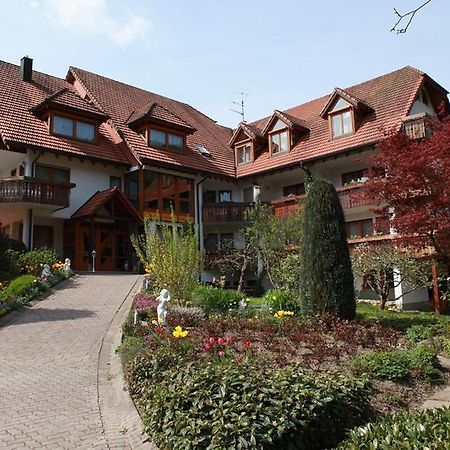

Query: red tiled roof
[127,101,196,133]
[261,110,310,135]
[68,67,235,177]
[237,66,436,177]
[31,88,108,120]
[0,60,129,165]
[71,187,141,220]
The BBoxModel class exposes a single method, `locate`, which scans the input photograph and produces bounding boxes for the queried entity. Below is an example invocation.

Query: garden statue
[156,288,170,325]
[239,298,248,309]
[64,258,72,274]
[41,264,51,279]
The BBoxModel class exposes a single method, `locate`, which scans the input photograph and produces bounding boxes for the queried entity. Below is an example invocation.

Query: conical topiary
[300,179,356,319]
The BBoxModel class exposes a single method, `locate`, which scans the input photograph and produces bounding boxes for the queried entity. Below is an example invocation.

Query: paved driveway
[0,274,140,449]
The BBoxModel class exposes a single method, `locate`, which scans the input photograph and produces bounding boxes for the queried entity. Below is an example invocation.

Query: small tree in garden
[352,243,431,309]
[131,218,201,305]
[300,179,356,319]
[366,116,450,272]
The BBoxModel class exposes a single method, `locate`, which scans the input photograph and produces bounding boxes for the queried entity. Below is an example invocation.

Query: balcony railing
[0,177,73,207]
[202,202,253,223]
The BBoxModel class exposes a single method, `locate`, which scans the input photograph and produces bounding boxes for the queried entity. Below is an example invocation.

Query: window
[35,165,70,183]
[270,129,288,154]
[110,176,122,190]
[204,233,234,251]
[345,219,374,239]
[283,183,305,197]
[33,225,53,250]
[203,190,216,204]
[237,144,252,164]
[204,234,218,251]
[52,115,96,143]
[219,233,234,250]
[342,169,367,186]
[330,110,353,138]
[124,171,139,208]
[218,190,232,203]
[243,186,254,203]
[149,128,184,151]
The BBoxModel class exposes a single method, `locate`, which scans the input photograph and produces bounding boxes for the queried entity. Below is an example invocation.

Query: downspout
[30,151,43,176]
[25,151,43,250]
[195,177,207,248]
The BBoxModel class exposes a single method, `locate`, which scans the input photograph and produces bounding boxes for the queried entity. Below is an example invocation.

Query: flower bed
[119,292,450,448]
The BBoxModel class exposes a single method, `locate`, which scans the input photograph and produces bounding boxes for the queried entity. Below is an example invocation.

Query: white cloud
[41,0,150,47]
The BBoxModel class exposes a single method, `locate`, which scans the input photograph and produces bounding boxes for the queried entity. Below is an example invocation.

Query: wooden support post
[138,168,145,217]
[431,263,441,315]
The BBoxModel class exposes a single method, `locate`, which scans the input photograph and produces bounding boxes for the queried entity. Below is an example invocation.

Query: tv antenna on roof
[230,91,248,122]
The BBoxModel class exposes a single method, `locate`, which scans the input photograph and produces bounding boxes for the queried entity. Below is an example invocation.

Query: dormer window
[269,120,289,155]
[51,114,96,143]
[329,99,354,138]
[237,143,252,164]
[148,128,184,151]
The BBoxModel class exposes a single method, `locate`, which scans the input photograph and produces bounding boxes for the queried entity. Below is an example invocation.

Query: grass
[356,302,450,332]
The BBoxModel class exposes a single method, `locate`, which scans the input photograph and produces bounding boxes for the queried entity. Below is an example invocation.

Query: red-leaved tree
[366,115,450,272]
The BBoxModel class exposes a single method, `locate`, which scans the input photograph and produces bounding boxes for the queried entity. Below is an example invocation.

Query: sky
[1,0,449,128]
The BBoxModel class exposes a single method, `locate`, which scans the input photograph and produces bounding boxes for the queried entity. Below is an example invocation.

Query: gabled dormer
[262,110,309,156]
[126,102,196,152]
[320,88,372,139]
[229,122,264,165]
[30,88,108,144]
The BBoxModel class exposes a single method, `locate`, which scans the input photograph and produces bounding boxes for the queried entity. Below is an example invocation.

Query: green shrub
[19,249,59,275]
[441,339,450,357]
[116,336,145,372]
[192,285,243,312]
[405,324,439,343]
[0,234,26,279]
[350,345,440,380]
[300,179,355,320]
[264,289,300,313]
[337,407,450,449]
[0,274,37,301]
[135,361,370,450]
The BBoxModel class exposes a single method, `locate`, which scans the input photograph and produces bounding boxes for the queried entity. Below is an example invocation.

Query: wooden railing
[0,177,73,207]
[272,183,375,218]
[403,115,427,140]
[202,202,253,223]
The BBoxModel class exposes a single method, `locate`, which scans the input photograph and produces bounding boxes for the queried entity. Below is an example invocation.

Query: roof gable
[262,110,309,136]
[229,122,264,146]
[319,87,372,118]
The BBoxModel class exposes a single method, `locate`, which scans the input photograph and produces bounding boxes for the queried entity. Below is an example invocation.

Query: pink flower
[226,336,232,344]
[218,351,225,357]
[204,343,212,350]
[209,337,215,344]
[217,337,225,345]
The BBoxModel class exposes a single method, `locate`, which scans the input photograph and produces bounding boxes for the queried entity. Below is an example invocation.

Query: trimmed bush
[350,344,440,380]
[132,360,370,450]
[0,274,37,302]
[193,285,243,312]
[167,306,207,327]
[0,234,26,280]
[264,289,300,313]
[337,407,450,449]
[300,179,355,319]
[19,249,59,276]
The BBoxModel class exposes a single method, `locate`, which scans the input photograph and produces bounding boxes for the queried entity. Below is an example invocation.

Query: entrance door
[95,227,115,271]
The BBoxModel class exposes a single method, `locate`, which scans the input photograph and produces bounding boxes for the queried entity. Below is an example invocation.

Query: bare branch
[391,0,432,34]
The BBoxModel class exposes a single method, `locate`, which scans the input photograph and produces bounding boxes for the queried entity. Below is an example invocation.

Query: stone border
[0,274,77,328]
[97,275,157,449]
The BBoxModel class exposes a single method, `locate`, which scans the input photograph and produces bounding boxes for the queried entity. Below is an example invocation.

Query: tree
[300,179,356,319]
[366,116,450,273]
[391,0,432,34]
[131,218,201,305]
[352,243,431,309]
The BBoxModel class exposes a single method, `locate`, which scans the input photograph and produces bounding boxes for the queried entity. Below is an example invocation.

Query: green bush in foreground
[19,248,59,275]
[350,344,440,380]
[0,274,37,301]
[133,360,370,450]
[193,285,243,312]
[337,407,450,449]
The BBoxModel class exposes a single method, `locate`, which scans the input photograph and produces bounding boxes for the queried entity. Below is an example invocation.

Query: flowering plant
[274,310,295,318]
[172,325,188,338]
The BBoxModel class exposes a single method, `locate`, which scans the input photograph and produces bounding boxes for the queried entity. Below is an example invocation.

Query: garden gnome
[41,264,51,278]
[156,289,170,326]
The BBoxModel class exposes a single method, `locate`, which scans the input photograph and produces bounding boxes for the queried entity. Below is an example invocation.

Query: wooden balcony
[0,177,73,207]
[403,114,427,140]
[272,182,375,218]
[202,202,253,223]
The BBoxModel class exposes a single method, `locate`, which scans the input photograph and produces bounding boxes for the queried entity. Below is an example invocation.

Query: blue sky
[1,1,449,128]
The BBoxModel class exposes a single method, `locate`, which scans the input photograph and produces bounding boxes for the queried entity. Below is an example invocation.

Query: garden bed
[119,291,450,449]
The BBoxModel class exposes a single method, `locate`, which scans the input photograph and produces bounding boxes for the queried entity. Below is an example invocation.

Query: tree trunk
[379,295,388,310]
[237,256,248,292]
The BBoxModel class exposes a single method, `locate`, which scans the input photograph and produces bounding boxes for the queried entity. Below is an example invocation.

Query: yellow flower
[172,325,188,338]
[274,310,294,318]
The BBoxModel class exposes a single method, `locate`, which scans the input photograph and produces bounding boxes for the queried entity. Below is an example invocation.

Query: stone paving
[420,356,450,410]
[0,274,140,449]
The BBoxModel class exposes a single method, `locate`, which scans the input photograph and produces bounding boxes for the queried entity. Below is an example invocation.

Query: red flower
[218,337,225,345]
[226,336,232,344]
[204,343,212,350]
[245,340,251,349]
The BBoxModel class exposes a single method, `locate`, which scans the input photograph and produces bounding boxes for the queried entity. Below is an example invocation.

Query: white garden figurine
[63,258,72,274]
[156,289,170,326]
[41,264,51,278]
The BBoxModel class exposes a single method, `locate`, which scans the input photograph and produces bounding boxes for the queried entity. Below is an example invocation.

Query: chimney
[20,56,33,82]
